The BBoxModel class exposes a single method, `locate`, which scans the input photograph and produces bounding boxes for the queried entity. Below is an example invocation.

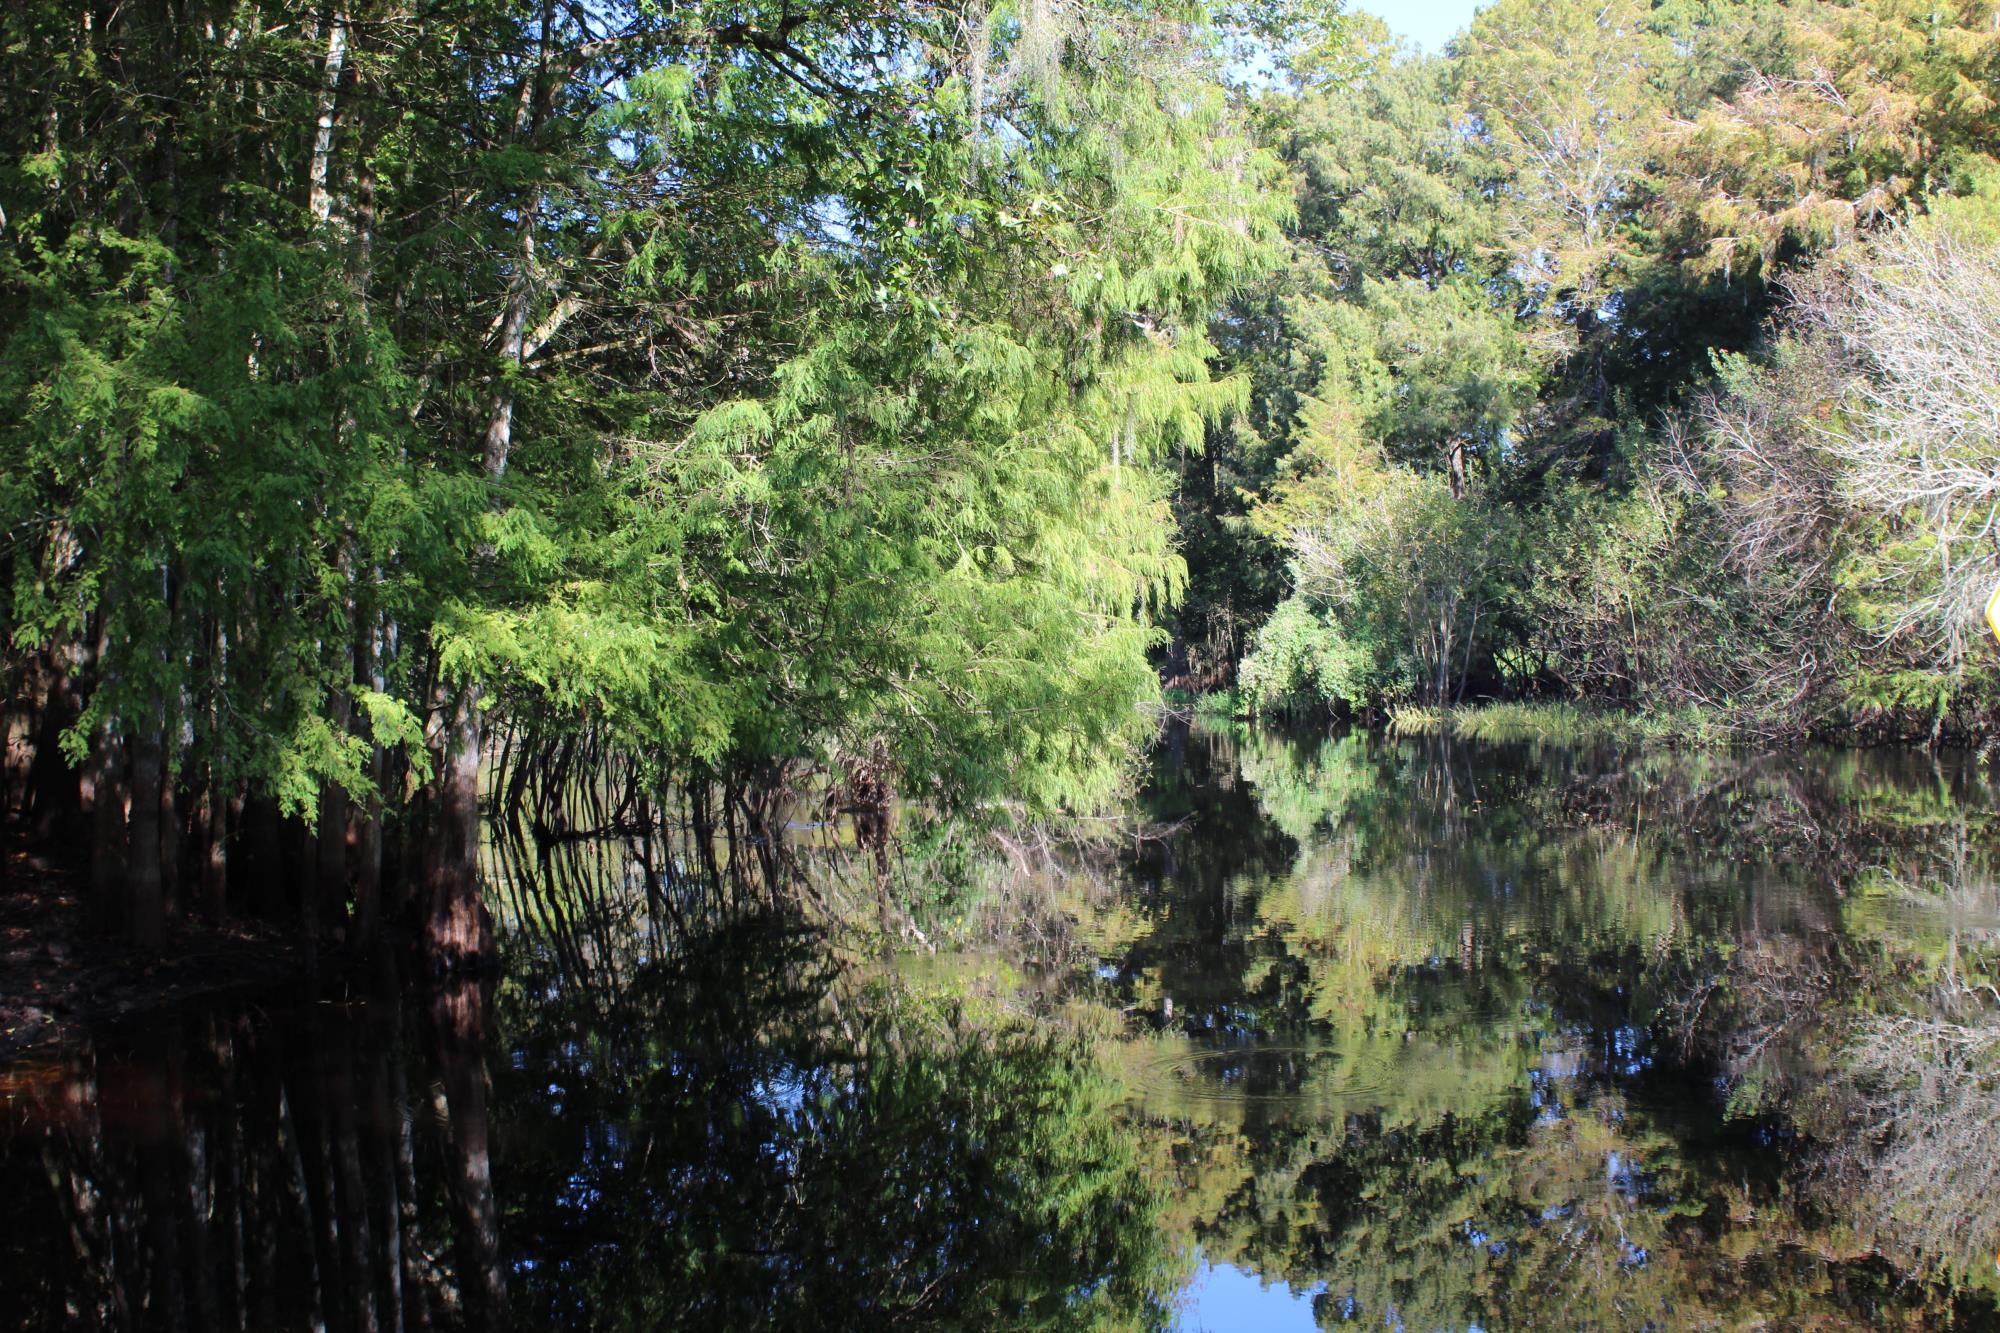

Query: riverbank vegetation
[1197,0,2000,745]
[5,0,2000,966]
[0,0,1292,957]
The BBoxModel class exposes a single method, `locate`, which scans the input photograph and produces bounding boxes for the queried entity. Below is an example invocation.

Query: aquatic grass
[1191,689,1244,723]
[1387,701,1733,747]
[1386,704,1448,737]
[1449,702,1636,745]
[1155,688,1250,730]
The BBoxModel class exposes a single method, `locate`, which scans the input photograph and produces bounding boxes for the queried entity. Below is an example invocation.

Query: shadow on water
[0,970,504,1332]
[1,875,1177,1329]
[6,725,2000,1330]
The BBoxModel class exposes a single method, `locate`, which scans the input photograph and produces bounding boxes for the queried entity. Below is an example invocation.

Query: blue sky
[1352,0,1487,53]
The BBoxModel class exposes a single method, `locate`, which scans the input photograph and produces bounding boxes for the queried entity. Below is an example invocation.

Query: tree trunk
[241,795,283,920]
[200,777,229,920]
[22,650,83,836]
[201,614,229,918]
[355,765,383,944]
[297,815,319,969]
[350,132,384,938]
[317,780,350,934]
[88,726,127,936]
[158,776,182,920]
[423,690,488,969]
[307,8,349,227]
[354,619,384,937]
[421,9,555,971]
[126,699,166,952]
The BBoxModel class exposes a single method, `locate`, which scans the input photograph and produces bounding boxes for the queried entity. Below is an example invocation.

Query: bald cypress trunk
[19,646,83,836]
[424,692,489,968]
[158,765,182,918]
[424,7,551,969]
[200,780,229,921]
[126,698,166,952]
[84,611,125,932]
[87,726,126,936]
[200,614,229,919]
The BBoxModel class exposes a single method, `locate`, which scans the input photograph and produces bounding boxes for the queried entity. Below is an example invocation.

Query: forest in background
[1185,0,2000,741]
[3,0,2000,960]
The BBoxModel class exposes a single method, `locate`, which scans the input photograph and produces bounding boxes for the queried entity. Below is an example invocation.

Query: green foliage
[11,0,2000,959]
[1239,596,1381,714]
[1658,0,2000,281]
[1190,687,1245,724]
[0,0,1292,925]
[1182,0,2000,740]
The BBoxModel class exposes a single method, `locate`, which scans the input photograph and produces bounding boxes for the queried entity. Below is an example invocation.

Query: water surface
[5,726,2000,1330]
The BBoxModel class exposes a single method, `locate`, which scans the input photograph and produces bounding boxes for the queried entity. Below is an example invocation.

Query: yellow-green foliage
[1388,701,1731,747]
[0,0,1295,847]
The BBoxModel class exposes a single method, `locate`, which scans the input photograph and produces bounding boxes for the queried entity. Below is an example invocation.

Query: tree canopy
[6,0,2000,960]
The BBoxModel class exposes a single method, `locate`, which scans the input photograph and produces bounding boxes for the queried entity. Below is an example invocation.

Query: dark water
[6,727,2000,1330]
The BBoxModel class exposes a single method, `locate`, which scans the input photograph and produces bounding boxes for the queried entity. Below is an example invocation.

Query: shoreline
[1169,691,1998,751]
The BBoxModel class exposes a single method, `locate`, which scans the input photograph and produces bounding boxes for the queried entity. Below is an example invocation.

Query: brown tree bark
[87,726,127,937]
[424,692,489,968]
[318,778,351,933]
[200,779,230,920]
[19,647,83,835]
[159,774,182,918]
[125,699,166,952]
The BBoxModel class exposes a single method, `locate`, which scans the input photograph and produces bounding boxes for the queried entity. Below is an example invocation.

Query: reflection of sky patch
[1611,1026,1642,1058]
[1526,1066,1567,1120]
[1606,1151,1648,1200]
[557,1171,602,1211]
[1536,1047,1585,1080]
[750,1070,810,1119]
[1174,1260,1325,1332]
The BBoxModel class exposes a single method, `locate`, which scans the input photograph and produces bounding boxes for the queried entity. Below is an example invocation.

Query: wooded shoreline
[6,0,2000,977]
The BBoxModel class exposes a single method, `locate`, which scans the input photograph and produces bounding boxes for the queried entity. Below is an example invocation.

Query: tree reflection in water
[0,920,1176,1329]
[5,728,2000,1329]
[493,916,1178,1331]
[1089,725,2000,1329]
[0,981,485,1331]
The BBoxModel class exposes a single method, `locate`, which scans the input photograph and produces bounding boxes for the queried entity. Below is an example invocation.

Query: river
[5,725,1999,1329]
